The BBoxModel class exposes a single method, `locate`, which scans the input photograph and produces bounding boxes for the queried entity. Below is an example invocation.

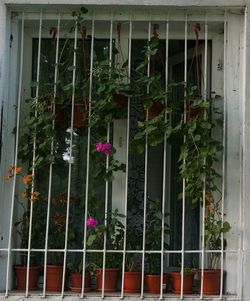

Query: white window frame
[0,5,246,300]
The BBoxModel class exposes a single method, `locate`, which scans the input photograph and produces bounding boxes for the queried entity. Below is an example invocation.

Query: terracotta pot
[70,272,91,293]
[55,103,88,128]
[96,268,120,292]
[45,265,63,292]
[145,273,170,294]
[114,94,128,108]
[200,269,222,295]
[124,271,142,293]
[73,103,88,128]
[186,104,203,121]
[145,101,165,120]
[15,265,40,290]
[171,271,195,294]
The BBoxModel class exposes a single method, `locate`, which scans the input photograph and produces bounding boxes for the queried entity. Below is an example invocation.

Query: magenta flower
[86,216,98,227]
[102,143,112,155]
[95,142,112,155]
[96,142,103,152]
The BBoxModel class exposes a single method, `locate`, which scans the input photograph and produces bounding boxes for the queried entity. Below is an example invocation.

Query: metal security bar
[43,12,61,298]
[0,7,241,301]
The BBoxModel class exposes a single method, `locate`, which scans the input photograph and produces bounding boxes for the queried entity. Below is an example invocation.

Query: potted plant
[145,198,171,294]
[86,210,125,292]
[131,34,167,120]
[43,192,76,291]
[5,166,41,290]
[178,92,231,295]
[171,268,196,295]
[200,191,231,295]
[67,258,92,293]
[122,225,142,294]
[91,57,131,128]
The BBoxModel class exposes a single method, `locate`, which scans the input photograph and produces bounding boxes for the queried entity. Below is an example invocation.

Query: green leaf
[86,234,96,247]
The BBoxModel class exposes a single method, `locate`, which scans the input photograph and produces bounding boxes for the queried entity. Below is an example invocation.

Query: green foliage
[86,209,125,268]
[18,95,55,171]
[91,59,130,127]
[90,145,126,182]
[132,36,167,109]
[145,198,170,274]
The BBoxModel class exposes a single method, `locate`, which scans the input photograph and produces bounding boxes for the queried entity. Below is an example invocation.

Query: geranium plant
[5,165,42,262]
[86,209,125,268]
[90,141,126,182]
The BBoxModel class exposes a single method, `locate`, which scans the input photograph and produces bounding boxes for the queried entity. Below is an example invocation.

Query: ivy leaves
[19,95,56,171]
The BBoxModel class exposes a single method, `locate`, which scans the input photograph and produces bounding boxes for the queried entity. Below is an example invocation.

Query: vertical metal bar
[220,10,228,300]
[238,7,247,300]
[159,17,169,301]
[120,16,132,299]
[25,11,43,297]
[43,13,60,297]
[5,12,25,297]
[180,13,188,300]
[81,13,95,298]
[140,20,151,300]
[101,14,113,299]
[61,21,78,298]
[200,14,208,300]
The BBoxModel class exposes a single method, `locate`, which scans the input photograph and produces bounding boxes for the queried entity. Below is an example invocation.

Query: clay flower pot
[55,103,88,128]
[171,271,195,294]
[114,94,128,108]
[45,265,63,292]
[146,101,165,120]
[96,268,120,292]
[124,271,142,293]
[15,265,40,290]
[145,273,170,294]
[73,103,88,128]
[70,272,91,293]
[200,269,222,295]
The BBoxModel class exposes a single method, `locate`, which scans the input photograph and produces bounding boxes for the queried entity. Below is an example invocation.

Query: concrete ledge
[1,0,247,8]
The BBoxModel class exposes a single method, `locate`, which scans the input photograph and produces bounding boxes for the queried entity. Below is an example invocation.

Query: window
[0,6,242,300]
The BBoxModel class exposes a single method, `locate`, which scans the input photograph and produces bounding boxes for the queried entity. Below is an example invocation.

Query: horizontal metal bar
[4,248,240,254]
[12,11,230,22]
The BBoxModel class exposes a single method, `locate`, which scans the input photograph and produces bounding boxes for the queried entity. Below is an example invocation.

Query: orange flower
[15,167,23,174]
[23,174,33,185]
[205,192,212,201]
[21,192,27,198]
[4,175,12,180]
[30,191,40,202]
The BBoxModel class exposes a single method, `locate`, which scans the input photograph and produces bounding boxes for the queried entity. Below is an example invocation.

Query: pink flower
[86,216,98,227]
[102,143,112,155]
[95,142,112,155]
[96,142,103,152]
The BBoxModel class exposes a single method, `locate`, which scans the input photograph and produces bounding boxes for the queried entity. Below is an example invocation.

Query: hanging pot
[55,103,88,128]
[144,101,165,120]
[73,103,88,128]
